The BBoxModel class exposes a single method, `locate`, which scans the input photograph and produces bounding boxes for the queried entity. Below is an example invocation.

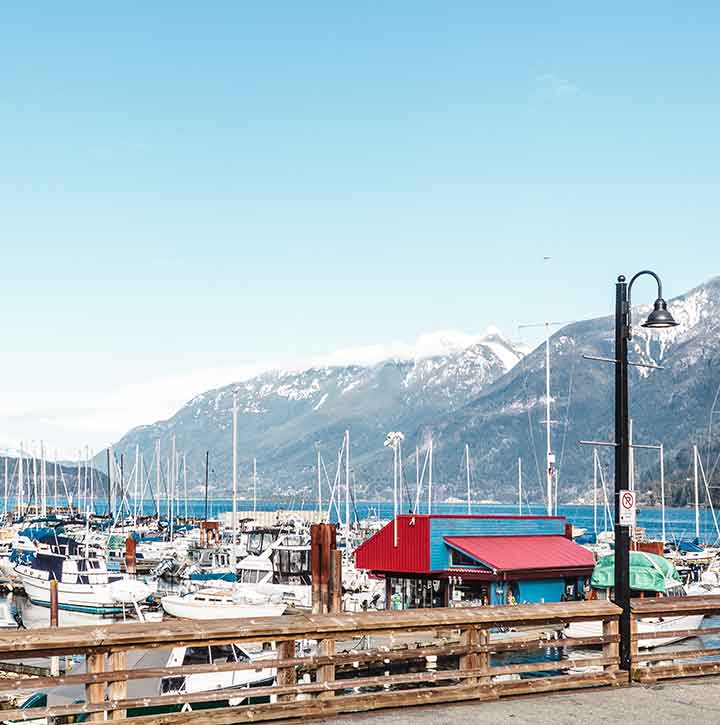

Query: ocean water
[11,496,719,544]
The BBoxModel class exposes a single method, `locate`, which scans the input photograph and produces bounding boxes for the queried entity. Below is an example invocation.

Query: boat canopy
[591,552,682,594]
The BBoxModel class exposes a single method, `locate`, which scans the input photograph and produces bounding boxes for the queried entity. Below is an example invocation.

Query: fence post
[477,626,490,684]
[49,580,60,677]
[630,612,638,678]
[85,652,106,722]
[603,617,619,671]
[317,636,336,699]
[276,640,296,702]
[110,650,128,720]
[460,625,479,686]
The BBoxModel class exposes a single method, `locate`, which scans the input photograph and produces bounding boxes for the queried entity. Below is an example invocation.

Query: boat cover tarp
[591,552,681,593]
[678,541,704,553]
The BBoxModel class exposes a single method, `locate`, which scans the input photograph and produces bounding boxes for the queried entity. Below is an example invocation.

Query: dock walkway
[318,677,720,725]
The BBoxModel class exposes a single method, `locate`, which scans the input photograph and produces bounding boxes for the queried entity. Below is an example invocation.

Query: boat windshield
[239,569,265,584]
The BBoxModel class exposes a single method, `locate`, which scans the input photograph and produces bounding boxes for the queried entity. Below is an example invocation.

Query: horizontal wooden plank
[631,594,720,617]
[0,642,480,695]
[7,665,625,725]
[0,601,621,658]
[635,646,720,663]
[106,671,627,725]
[634,660,720,683]
[636,624,720,641]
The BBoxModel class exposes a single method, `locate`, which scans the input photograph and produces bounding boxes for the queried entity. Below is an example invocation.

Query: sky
[1,2,719,456]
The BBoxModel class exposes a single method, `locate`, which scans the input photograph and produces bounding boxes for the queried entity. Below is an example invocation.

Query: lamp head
[641,298,679,329]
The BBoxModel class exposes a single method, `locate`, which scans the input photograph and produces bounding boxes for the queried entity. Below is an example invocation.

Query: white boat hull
[566,613,705,648]
[161,595,286,620]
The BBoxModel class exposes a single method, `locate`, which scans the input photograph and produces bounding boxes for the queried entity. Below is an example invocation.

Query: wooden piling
[310,524,322,614]
[110,650,128,720]
[49,579,59,677]
[330,549,342,614]
[125,536,137,576]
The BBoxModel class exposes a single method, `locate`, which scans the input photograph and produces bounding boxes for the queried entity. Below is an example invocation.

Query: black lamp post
[614,271,678,670]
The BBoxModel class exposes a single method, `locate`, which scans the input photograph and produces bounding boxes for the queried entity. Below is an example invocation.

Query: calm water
[10,496,719,544]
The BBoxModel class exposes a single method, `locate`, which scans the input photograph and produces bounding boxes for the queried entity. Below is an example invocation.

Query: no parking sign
[619,490,636,527]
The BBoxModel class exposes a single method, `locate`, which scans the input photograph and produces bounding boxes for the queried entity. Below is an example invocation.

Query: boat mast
[53,452,58,514]
[18,443,24,517]
[427,436,433,515]
[465,443,471,514]
[3,457,7,518]
[252,455,257,515]
[134,444,140,522]
[593,448,598,535]
[231,390,238,570]
[316,447,322,516]
[155,439,161,521]
[344,430,350,533]
[40,441,46,517]
[183,453,188,521]
[694,443,700,539]
[545,321,553,516]
[170,434,176,541]
[204,450,209,522]
[660,444,666,544]
[518,457,522,515]
[32,450,38,516]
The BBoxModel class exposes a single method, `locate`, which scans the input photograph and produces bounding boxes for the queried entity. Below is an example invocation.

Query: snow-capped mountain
[110,275,720,504]
[110,330,525,494]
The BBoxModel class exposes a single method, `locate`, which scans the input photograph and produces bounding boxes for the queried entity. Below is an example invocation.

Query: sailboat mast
[3,457,7,518]
[170,435,176,541]
[660,444,666,544]
[231,391,238,569]
[155,439,161,520]
[694,443,700,539]
[344,430,350,532]
[183,453,188,521]
[545,321,553,516]
[53,452,58,513]
[204,450,209,522]
[518,457,522,515]
[252,456,257,515]
[18,443,24,516]
[392,441,398,547]
[428,436,433,515]
[593,448,598,535]
[465,443,471,514]
[134,444,140,521]
[316,447,322,516]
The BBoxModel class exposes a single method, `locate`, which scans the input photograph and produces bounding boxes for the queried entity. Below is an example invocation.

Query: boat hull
[566,613,705,648]
[161,595,285,620]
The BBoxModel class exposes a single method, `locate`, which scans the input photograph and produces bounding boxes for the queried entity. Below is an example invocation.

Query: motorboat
[161,587,286,620]
[565,551,704,648]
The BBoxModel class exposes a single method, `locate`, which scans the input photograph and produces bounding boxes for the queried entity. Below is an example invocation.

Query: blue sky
[1,3,718,453]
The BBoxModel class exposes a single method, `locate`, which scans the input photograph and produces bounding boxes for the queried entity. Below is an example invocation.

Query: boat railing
[631,594,720,683]
[0,600,624,723]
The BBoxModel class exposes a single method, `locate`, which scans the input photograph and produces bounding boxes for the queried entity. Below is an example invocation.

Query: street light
[614,271,677,670]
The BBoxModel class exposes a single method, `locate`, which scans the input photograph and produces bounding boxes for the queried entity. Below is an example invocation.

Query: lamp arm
[625,270,663,340]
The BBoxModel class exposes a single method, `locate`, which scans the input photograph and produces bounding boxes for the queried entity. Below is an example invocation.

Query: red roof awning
[445,535,594,573]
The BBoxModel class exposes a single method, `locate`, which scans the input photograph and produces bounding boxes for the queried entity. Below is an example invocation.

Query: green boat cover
[590,551,681,594]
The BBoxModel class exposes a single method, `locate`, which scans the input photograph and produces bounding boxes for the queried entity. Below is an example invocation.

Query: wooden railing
[0,600,624,724]
[631,594,720,683]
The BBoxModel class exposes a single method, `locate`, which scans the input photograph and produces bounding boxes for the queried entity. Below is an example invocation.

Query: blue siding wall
[515,579,565,604]
[429,517,566,571]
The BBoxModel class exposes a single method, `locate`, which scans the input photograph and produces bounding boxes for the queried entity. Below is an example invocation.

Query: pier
[1,595,719,723]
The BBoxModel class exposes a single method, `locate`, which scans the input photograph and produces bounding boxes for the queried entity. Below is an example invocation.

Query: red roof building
[355,514,594,609]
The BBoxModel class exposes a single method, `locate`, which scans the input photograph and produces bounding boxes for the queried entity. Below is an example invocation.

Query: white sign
[619,489,636,527]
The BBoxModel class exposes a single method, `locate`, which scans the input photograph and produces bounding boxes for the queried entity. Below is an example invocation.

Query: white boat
[161,588,286,620]
[159,643,276,707]
[565,551,705,648]
[14,536,151,617]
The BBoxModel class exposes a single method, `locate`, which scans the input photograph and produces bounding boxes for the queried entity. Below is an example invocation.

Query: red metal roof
[445,535,595,573]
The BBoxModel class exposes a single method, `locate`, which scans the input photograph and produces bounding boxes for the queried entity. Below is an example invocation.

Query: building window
[389,577,443,609]
[449,549,481,568]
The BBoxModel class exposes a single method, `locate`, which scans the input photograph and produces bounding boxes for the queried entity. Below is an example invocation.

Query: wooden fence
[0,600,624,724]
[631,594,720,683]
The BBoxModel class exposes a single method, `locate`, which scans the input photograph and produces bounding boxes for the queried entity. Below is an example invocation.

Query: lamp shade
[641,298,678,329]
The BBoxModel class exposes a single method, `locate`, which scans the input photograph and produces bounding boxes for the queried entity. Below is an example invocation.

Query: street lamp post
[614,271,677,670]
